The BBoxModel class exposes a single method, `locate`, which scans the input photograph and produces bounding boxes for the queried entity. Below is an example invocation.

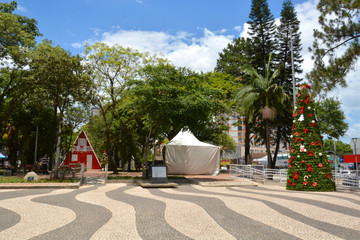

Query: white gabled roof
[167,130,217,147]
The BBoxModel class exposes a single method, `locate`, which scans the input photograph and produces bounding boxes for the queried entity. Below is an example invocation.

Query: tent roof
[167,130,217,147]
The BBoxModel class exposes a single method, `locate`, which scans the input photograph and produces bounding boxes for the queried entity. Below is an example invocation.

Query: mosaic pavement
[0,183,359,239]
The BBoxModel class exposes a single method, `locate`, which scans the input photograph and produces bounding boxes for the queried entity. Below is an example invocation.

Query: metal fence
[230,164,360,189]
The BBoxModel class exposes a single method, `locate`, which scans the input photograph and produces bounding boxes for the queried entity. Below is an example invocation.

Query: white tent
[165,130,220,175]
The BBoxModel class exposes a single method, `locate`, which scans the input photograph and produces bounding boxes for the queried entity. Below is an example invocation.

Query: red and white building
[62,130,101,169]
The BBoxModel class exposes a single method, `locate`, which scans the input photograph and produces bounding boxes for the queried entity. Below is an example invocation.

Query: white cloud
[94,28,234,72]
[234,25,242,32]
[72,42,83,49]
[17,5,26,12]
[295,0,321,76]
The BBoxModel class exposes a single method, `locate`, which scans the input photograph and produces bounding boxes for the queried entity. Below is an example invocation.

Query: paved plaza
[0,180,359,240]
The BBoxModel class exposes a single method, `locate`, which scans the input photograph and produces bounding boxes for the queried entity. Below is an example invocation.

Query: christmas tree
[287,83,336,191]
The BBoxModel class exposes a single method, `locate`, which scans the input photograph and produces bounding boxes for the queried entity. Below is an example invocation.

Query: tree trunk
[272,127,281,169]
[143,125,153,162]
[245,120,251,165]
[265,121,273,169]
[54,117,63,179]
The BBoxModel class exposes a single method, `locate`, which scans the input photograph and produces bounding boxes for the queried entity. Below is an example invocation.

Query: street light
[351,138,358,178]
[289,27,296,110]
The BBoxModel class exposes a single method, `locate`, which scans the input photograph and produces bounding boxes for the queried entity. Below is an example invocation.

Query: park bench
[0,164,12,176]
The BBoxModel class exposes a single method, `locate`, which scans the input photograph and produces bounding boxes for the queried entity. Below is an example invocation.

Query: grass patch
[0,177,79,183]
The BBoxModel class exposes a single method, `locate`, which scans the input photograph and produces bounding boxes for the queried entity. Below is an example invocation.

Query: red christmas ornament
[301,138,304,142]
[303,181,308,185]
[311,142,315,146]
[327,160,330,164]
[307,164,312,172]
[289,180,292,186]
[295,101,297,104]
[312,182,317,187]
[295,132,299,136]
[294,172,299,179]
[302,160,305,164]
[289,165,293,168]
[326,173,330,179]
[318,163,323,168]
[303,128,308,134]
[306,84,311,89]
[300,99,303,102]
[311,122,315,127]
[309,151,314,157]
[317,140,321,146]
[297,83,300,87]
[311,100,314,103]
[291,148,295,153]
[300,107,304,114]
[309,113,313,117]
[292,182,296,186]
[293,112,297,117]
[295,138,298,143]
[305,95,309,104]
[292,124,295,131]
[297,93,301,97]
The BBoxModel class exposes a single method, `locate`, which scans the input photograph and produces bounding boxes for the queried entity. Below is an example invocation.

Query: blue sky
[9,0,360,144]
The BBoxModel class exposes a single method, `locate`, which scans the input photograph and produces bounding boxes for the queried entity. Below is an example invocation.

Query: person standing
[100,151,107,171]
[41,154,49,174]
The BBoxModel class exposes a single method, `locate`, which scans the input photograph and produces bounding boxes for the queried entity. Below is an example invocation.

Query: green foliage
[237,54,288,168]
[315,97,348,139]
[215,37,254,77]
[323,139,352,158]
[0,1,41,64]
[0,1,41,140]
[287,84,336,191]
[132,64,232,147]
[247,0,276,73]
[308,0,360,94]
[275,0,303,89]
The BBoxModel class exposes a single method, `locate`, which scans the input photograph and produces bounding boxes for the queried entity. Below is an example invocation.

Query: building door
[86,154,92,169]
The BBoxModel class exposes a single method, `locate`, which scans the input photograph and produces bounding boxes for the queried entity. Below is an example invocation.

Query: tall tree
[215,37,255,163]
[308,0,360,94]
[84,42,162,173]
[0,1,41,142]
[236,54,288,168]
[275,0,303,94]
[247,0,276,74]
[30,40,91,177]
[273,0,303,165]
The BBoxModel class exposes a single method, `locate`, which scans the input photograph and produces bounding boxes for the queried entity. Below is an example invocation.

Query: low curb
[0,181,81,189]
[188,178,258,187]
[138,182,179,188]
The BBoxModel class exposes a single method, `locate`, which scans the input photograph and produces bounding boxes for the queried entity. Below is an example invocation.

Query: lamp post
[289,28,296,110]
[352,138,358,178]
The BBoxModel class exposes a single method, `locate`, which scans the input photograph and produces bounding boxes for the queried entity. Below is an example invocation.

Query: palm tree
[235,54,288,168]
